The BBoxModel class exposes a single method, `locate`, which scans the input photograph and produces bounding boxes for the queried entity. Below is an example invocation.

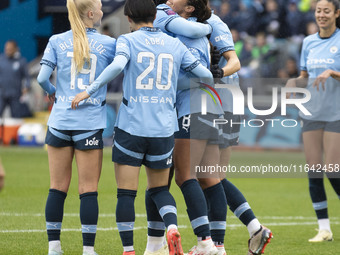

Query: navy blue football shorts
[174,113,222,143]
[45,126,104,150]
[112,127,174,169]
[215,111,241,149]
[301,118,340,133]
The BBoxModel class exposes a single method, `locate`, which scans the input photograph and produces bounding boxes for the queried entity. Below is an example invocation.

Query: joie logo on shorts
[166,156,173,165]
[182,115,191,132]
[85,137,99,146]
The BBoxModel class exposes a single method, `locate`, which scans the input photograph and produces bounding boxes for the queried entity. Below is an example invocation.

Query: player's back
[42,29,116,130]
[115,27,196,137]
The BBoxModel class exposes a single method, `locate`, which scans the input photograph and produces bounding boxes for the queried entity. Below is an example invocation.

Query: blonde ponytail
[67,0,93,73]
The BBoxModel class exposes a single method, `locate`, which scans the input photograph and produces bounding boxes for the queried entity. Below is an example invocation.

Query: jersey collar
[317,28,339,39]
[139,27,161,32]
[157,3,170,10]
[86,28,97,33]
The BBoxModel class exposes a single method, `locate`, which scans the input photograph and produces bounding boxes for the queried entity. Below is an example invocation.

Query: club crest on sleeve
[165,9,176,15]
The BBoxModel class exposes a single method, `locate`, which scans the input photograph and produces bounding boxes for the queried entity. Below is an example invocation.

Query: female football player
[285,0,340,243]
[72,0,215,254]
[37,0,115,254]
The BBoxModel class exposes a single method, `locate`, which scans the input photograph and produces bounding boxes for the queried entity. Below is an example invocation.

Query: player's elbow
[230,58,241,73]
[36,73,46,86]
[235,60,241,72]
[117,65,125,74]
[111,60,125,74]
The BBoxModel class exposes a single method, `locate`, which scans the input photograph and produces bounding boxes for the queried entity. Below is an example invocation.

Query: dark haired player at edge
[285,0,340,243]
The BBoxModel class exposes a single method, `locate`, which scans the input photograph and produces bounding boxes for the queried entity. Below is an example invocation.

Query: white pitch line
[1,222,340,234]
[1,212,338,221]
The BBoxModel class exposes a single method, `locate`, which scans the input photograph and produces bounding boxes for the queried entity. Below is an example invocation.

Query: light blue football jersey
[175,18,224,118]
[154,4,179,37]
[114,27,199,137]
[300,28,340,121]
[207,13,240,113]
[41,28,116,130]
[154,4,211,38]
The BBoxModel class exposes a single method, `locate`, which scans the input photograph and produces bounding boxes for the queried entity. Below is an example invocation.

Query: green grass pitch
[0,147,340,254]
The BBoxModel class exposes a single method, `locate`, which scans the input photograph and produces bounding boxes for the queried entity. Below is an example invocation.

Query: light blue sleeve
[166,17,212,38]
[37,64,56,95]
[208,14,235,54]
[40,38,57,70]
[86,54,128,95]
[177,64,214,90]
[300,39,307,71]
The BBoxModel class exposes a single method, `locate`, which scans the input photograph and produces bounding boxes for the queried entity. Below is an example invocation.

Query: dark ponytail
[188,0,211,22]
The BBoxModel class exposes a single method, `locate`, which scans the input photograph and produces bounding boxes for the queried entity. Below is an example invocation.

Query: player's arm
[285,71,308,98]
[71,55,128,109]
[211,50,241,78]
[289,40,309,90]
[291,71,309,87]
[329,70,340,80]
[166,17,212,38]
[177,63,214,90]
[313,69,340,91]
[37,64,56,95]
